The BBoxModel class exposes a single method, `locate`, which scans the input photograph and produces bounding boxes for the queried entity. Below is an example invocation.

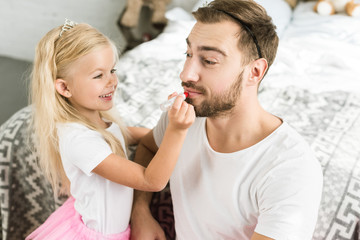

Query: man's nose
[180,60,200,83]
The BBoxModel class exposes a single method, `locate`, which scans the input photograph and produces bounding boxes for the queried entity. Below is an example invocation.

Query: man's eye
[94,74,103,79]
[111,69,117,74]
[204,59,216,65]
[184,52,192,58]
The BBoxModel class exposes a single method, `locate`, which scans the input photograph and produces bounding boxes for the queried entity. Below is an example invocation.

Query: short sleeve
[59,125,113,176]
[255,154,323,240]
[153,112,169,148]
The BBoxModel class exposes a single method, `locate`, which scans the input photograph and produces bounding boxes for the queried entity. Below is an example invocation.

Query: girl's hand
[167,94,195,131]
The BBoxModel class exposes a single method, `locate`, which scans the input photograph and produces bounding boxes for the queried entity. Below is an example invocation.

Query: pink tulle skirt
[26,197,130,240]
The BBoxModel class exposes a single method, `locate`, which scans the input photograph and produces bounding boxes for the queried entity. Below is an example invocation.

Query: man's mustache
[181,82,206,94]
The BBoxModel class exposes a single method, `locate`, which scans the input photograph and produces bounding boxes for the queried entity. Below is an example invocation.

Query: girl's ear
[247,58,268,87]
[55,79,72,98]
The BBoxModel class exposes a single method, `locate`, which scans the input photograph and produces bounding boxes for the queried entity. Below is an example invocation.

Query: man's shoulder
[263,122,319,166]
[272,122,309,148]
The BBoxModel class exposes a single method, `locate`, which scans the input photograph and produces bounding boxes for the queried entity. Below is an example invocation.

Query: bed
[0,1,360,239]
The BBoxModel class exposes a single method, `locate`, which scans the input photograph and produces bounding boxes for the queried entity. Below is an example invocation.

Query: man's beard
[182,71,243,118]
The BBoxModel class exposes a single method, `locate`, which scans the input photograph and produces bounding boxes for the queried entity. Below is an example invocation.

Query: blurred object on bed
[286,0,300,8]
[119,0,172,51]
[120,0,171,28]
[313,0,360,17]
[1,0,360,239]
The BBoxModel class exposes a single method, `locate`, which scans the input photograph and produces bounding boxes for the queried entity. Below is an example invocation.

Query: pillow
[165,7,194,22]
[192,0,212,11]
[255,0,293,37]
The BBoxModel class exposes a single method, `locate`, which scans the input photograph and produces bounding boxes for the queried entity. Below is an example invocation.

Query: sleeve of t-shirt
[254,153,323,240]
[153,112,169,148]
[61,125,113,176]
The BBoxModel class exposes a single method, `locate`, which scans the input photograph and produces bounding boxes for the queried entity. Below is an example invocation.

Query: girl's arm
[127,126,151,145]
[93,95,195,192]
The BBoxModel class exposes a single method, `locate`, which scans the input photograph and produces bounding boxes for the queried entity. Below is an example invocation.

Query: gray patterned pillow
[0,106,66,240]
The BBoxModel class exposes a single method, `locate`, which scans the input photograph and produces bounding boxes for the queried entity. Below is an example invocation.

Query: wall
[0,0,127,62]
[0,0,200,62]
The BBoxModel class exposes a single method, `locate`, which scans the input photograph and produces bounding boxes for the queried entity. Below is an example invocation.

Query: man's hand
[130,205,166,240]
[130,130,166,240]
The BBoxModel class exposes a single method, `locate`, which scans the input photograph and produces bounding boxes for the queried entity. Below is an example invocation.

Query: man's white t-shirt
[57,122,133,235]
[153,114,323,240]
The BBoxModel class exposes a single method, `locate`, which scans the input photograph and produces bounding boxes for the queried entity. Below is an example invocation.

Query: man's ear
[247,58,268,86]
[55,79,72,98]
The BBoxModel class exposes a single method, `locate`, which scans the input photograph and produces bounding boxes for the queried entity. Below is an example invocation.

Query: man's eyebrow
[186,38,227,57]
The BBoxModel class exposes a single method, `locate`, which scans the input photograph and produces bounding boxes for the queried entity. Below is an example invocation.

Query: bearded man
[130,0,323,239]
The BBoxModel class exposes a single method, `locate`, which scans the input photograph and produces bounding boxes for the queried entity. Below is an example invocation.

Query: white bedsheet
[265,2,360,93]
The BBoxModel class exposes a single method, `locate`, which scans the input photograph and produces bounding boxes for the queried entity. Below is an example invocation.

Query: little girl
[26,19,195,240]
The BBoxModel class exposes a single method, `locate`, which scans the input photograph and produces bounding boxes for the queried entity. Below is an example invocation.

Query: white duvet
[266,2,360,93]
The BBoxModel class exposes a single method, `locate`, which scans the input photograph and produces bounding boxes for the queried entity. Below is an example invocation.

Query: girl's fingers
[177,101,189,117]
[170,95,186,111]
[185,104,195,120]
[167,92,178,100]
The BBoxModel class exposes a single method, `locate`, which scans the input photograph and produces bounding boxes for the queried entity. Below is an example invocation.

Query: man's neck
[205,100,282,153]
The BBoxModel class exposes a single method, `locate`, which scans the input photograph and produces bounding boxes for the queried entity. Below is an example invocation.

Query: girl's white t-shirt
[57,122,133,235]
[153,113,323,240]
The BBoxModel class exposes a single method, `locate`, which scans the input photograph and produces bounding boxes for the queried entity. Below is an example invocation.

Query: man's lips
[183,88,202,98]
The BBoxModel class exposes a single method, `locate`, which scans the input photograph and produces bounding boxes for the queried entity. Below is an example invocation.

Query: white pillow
[191,0,292,38]
[255,0,293,37]
[192,0,213,11]
[166,7,194,21]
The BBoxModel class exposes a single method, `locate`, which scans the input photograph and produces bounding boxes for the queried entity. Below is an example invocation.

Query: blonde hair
[30,23,128,196]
